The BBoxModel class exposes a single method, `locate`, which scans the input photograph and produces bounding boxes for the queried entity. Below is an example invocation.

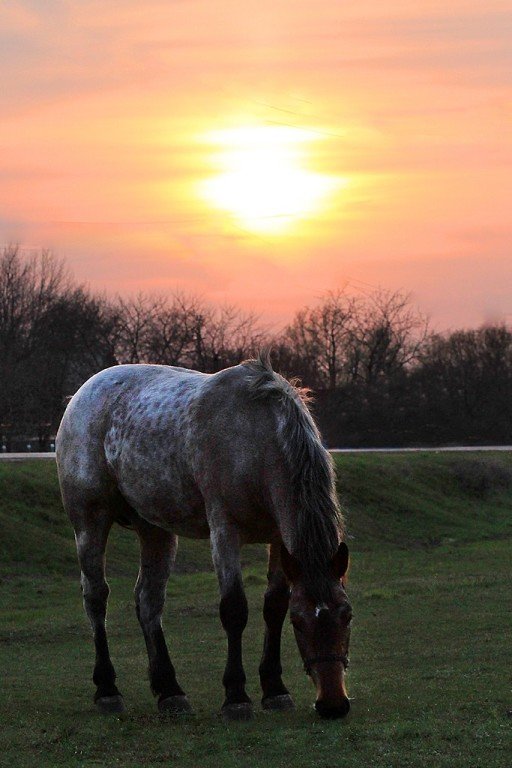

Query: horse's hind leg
[259,541,294,711]
[75,515,125,713]
[134,522,192,715]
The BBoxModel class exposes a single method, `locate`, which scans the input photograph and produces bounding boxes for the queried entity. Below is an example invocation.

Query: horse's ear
[331,542,349,580]
[280,544,302,583]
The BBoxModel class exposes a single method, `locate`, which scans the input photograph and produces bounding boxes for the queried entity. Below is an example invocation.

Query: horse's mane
[242,352,344,600]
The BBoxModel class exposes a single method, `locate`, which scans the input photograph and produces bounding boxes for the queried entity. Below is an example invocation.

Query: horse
[56,354,352,721]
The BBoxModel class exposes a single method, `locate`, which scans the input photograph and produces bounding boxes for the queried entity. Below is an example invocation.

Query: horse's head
[281,542,352,719]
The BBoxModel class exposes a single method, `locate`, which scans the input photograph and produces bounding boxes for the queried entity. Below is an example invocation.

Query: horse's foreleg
[210,524,252,721]
[259,542,294,710]
[134,523,192,715]
[75,521,124,713]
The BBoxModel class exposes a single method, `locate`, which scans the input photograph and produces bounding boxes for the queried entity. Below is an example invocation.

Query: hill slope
[2,452,512,578]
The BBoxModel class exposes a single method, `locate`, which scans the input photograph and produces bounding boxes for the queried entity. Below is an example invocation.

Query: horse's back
[56,363,281,539]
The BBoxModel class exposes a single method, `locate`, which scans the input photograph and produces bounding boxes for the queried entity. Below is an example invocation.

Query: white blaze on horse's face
[315,603,329,617]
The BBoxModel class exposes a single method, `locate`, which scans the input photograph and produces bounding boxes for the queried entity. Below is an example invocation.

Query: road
[2,446,512,461]
[330,446,512,453]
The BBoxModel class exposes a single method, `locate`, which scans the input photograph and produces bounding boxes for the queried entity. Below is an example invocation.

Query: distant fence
[1,436,56,453]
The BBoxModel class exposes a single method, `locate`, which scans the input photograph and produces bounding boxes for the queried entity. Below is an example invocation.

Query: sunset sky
[1,0,511,330]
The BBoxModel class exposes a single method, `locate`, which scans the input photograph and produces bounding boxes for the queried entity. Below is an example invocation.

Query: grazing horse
[56,355,352,720]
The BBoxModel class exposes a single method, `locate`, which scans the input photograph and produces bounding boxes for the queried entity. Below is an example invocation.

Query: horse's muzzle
[314,697,351,719]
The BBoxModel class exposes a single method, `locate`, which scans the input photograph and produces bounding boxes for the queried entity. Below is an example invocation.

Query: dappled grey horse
[56,354,352,720]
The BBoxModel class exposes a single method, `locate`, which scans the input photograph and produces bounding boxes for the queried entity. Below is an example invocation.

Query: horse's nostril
[315,697,351,719]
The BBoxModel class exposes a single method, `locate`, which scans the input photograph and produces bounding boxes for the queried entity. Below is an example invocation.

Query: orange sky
[1,0,511,330]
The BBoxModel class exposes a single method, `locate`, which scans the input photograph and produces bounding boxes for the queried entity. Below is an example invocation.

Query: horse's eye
[335,605,352,624]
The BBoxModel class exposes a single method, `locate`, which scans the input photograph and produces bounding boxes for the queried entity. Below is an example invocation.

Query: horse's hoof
[222,702,254,722]
[95,695,125,714]
[158,695,193,715]
[262,694,295,711]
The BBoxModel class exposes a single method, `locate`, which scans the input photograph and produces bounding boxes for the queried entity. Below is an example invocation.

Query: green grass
[1,455,511,767]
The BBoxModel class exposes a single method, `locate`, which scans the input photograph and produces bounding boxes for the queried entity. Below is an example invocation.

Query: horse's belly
[114,469,209,538]
[231,509,279,544]
[151,512,211,538]
[125,493,210,538]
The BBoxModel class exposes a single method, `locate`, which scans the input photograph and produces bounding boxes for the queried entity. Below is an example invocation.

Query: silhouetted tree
[0,246,119,444]
[351,289,429,385]
[280,291,359,390]
[414,325,512,442]
[3,245,512,449]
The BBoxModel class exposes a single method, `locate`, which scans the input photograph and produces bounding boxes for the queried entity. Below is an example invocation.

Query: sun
[198,125,345,234]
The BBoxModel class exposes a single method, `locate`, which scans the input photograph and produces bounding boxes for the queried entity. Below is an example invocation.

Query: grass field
[1,455,511,768]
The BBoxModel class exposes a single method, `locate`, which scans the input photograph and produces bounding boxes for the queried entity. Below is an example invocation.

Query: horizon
[1,1,511,331]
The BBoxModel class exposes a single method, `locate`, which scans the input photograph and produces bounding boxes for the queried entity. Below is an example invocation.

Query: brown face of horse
[281,542,352,719]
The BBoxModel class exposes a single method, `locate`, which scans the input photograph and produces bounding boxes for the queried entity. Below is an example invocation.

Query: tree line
[1,245,511,449]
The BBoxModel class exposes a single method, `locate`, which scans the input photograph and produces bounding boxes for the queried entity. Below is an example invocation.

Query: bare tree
[418,324,512,421]
[114,293,165,364]
[113,291,266,372]
[0,246,71,439]
[280,291,359,390]
[192,303,266,372]
[0,245,69,361]
[0,246,122,444]
[351,289,429,385]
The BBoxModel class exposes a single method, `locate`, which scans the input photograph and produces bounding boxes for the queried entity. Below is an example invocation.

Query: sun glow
[198,126,345,234]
